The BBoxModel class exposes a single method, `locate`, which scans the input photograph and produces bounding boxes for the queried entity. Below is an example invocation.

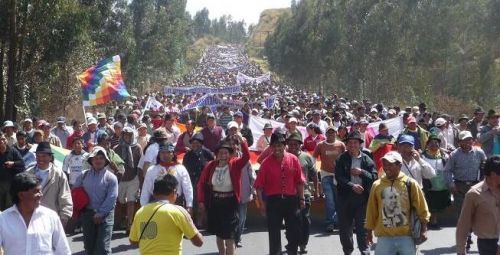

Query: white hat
[23,118,33,123]
[382,151,403,164]
[87,117,98,125]
[435,118,447,127]
[227,121,239,130]
[288,117,298,123]
[2,121,15,128]
[458,131,473,141]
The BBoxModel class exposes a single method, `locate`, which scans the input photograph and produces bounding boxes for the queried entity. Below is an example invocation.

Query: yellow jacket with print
[365,171,430,237]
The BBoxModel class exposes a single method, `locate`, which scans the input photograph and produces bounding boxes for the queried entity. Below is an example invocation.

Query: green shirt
[297,152,316,196]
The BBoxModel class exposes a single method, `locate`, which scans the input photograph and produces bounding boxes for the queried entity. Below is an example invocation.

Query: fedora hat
[35,142,53,154]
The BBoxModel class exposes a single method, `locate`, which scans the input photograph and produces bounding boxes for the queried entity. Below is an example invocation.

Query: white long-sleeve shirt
[0,205,71,255]
[140,164,193,207]
[401,157,436,187]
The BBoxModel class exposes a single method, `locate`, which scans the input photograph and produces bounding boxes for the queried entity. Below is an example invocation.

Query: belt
[212,191,234,198]
[454,180,479,186]
[267,194,297,199]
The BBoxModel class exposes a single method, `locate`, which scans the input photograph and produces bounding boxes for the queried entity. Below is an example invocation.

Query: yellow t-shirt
[129,202,198,255]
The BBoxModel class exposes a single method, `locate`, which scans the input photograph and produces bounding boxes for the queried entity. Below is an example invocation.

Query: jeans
[375,236,416,255]
[81,209,114,255]
[299,195,312,247]
[338,193,369,255]
[266,196,301,255]
[235,202,248,243]
[321,176,337,226]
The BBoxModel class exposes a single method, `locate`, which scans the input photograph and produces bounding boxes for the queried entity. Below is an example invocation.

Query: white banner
[236,72,271,85]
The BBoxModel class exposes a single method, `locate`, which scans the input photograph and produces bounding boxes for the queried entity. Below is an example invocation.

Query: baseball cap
[56,116,66,123]
[289,117,298,124]
[87,117,98,125]
[434,118,447,127]
[382,151,403,164]
[458,131,473,141]
[407,116,417,124]
[397,135,415,145]
[227,121,239,130]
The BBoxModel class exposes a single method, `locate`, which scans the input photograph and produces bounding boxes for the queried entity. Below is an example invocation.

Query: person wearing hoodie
[113,127,143,234]
[365,151,430,255]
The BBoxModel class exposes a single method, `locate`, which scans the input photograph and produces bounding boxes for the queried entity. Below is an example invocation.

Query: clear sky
[186,0,291,26]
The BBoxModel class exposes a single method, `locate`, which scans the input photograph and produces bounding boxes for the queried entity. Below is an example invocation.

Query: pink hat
[407,116,417,124]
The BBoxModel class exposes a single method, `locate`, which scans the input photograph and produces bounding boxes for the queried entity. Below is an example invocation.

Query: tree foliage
[265,0,500,109]
[192,8,247,43]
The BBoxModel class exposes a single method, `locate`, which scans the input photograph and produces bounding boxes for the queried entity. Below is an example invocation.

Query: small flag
[78,55,130,107]
[144,96,164,112]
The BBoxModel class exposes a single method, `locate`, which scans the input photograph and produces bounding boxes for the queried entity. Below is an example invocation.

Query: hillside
[248,8,291,48]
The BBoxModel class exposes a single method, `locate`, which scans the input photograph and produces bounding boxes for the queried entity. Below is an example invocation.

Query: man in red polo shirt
[255,131,305,255]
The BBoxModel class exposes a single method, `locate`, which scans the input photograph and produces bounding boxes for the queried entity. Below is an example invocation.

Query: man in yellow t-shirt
[129,174,203,254]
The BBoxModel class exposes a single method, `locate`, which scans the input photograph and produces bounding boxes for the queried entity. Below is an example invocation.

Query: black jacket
[183,148,214,181]
[240,126,254,147]
[0,146,25,182]
[335,151,377,201]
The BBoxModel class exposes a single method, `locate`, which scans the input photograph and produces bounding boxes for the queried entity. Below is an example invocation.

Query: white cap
[227,121,239,130]
[458,131,473,141]
[382,151,403,164]
[435,118,447,127]
[23,118,33,123]
[288,117,298,123]
[87,117,98,125]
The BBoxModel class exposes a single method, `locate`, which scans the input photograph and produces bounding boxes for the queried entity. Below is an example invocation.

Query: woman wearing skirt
[198,134,250,255]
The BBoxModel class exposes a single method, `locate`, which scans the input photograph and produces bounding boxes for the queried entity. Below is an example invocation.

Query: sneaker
[236,242,243,248]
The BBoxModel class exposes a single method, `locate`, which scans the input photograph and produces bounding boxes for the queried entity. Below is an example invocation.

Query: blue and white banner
[163,85,241,95]
[236,72,271,85]
[181,94,245,112]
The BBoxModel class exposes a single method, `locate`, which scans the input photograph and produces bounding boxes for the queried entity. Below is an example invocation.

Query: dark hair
[153,173,179,196]
[97,132,109,144]
[483,155,500,176]
[156,147,178,164]
[72,136,84,144]
[163,114,173,121]
[10,172,40,205]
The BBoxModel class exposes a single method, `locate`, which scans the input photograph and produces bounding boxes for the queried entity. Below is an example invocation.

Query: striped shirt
[444,147,487,187]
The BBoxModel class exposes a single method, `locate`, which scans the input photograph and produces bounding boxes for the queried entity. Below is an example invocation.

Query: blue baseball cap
[159,143,175,152]
[397,135,415,145]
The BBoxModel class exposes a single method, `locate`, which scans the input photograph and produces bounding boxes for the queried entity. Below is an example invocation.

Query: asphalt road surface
[68,218,478,255]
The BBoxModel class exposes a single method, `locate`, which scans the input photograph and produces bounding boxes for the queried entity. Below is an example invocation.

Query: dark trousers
[266,196,301,255]
[477,238,498,255]
[298,195,312,247]
[338,193,370,255]
[0,182,12,211]
[81,209,114,255]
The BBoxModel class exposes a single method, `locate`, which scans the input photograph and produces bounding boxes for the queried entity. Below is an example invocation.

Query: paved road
[68,219,478,255]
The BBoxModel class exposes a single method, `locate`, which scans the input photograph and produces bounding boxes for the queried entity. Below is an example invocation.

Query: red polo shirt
[254,152,305,196]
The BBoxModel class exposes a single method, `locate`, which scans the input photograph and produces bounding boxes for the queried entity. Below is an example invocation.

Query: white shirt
[140,164,193,207]
[0,205,71,255]
[138,143,159,169]
[401,157,436,187]
[212,165,233,192]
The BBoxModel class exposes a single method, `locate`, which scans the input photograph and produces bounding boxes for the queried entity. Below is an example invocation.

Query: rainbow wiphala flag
[77,55,130,107]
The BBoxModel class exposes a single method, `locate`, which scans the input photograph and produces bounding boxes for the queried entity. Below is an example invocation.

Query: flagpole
[82,104,88,126]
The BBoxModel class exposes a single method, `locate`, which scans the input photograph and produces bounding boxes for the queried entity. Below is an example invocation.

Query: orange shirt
[313,140,346,172]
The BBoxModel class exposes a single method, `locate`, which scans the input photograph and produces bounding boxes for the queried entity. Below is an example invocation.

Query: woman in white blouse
[197,135,250,255]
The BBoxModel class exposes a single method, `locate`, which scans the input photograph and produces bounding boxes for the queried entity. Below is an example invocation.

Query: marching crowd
[0,44,498,255]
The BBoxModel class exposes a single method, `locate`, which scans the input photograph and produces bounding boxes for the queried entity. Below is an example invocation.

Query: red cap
[407,116,417,123]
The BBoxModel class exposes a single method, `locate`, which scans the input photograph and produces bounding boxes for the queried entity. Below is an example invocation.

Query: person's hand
[4,161,14,168]
[259,203,266,217]
[93,214,103,225]
[419,224,428,243]
[449,186,458,196]
[366,230,373,246]
[352,184,364,194]
[412,149,421,161]
[299,199,305,209]
[350,168,362,176]
[313,190,319,200]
